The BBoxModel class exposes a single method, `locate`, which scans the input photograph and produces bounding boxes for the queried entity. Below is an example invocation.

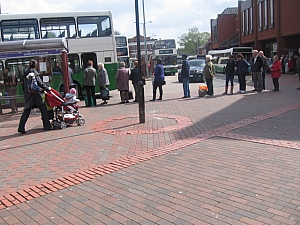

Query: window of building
[245,9,249,34]
[242,11,245,35]
[258,2,262,31]
[250,7,253,33]
[269,0,274,28]
[77,16,112,38]
[264,0,268,29]
[1,19,39,41]
[40,17,76,39]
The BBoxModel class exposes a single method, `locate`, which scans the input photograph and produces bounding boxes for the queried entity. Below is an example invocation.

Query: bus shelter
[0,38,70,94]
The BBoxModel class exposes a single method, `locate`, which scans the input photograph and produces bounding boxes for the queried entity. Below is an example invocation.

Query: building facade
[239,0,300,57]
[210,7,240,50]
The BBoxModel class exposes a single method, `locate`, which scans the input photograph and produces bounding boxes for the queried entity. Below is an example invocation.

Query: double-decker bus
[152,39,178,75]
[0,11,118,97]
[208,47,253,73]
[115,35,130,68]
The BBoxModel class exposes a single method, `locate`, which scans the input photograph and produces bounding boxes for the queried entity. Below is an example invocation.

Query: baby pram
[45,89,85,129]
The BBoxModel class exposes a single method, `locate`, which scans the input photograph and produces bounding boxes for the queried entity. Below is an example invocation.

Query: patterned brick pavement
[0,74,300,224]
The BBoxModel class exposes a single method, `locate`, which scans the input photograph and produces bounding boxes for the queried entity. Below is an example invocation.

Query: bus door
[81,53,97,70]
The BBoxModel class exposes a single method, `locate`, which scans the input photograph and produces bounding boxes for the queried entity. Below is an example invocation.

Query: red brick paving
[0,74,300,224]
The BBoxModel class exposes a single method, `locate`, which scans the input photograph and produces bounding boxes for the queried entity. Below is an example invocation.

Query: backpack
[27,72,41,94]
[244,59,251,73]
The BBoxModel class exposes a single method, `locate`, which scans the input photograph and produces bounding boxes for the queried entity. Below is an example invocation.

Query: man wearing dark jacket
[181,54,190,98]
[251,50,264,92]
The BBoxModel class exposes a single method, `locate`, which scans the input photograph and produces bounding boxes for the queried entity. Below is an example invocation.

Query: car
[178,59,205,83]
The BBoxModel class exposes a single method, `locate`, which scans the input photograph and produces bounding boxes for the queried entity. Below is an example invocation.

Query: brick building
[210,7,240,50]
[239,0,300,57]
[210,0,300,58]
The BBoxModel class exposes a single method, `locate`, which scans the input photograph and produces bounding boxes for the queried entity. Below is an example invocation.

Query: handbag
[162,80,166,85]
[27,73,41,94]
[100,88,110,100]
[128,91,134,100]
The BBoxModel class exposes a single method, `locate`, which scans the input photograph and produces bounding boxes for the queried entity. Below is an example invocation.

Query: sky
[1,0,239,42]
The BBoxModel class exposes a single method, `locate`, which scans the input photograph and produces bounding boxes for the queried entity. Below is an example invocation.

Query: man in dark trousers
[259,51,269,90]
[251,50,264,92]
[181,54,190,98]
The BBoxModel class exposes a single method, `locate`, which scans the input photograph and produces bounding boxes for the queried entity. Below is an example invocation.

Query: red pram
[45,89,85,129]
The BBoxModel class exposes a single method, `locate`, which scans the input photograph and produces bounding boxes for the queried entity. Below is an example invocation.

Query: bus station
[0,38,70,114]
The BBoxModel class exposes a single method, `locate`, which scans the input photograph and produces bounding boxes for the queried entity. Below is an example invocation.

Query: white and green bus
[115,35,130,68]
[153,39,178,75]
[0,11,118,97]
[208,47,253,73]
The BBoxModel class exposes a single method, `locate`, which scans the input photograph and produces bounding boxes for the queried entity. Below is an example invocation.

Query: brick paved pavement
[0,73,300,224]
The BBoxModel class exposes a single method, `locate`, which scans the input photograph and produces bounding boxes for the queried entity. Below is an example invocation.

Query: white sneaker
[237,90,241,93]
[204,94,210,97]
[241,90,246,94]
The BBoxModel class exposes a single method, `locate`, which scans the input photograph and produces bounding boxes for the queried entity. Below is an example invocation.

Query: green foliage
[178,27,210,55]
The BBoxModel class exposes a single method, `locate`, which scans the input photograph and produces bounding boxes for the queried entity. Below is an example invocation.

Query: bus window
[115,36,127,47]
[40,17,76,39]
[1,19,39,41]
[68,54,80,73]
[51,56,63,74]
[5,58,35,80]
[81,53,97,70]
[77,16,112,38]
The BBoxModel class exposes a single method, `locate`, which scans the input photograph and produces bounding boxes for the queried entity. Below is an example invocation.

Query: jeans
[182,78,190,97]
[252,72,263,91]
[225,74,234,86]
[238,73,246,91]
[85,86,96,106]
[153,81,163,100]
[206,78,213,96]
[272,78,279,90]
[18,104,51,132]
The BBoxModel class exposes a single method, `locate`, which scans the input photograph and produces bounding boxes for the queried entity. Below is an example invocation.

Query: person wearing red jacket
[270,55,281,91]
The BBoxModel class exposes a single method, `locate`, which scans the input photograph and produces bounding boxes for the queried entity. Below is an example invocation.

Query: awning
[0,38,68,53]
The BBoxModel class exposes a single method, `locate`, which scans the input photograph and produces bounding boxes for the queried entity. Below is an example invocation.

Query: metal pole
[62,50,69,94]
[135,0,146,123]
[142,0,150,78]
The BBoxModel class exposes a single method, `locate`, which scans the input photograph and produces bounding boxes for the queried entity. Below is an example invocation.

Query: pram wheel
[76,118,85,126]
[52,120,60,129]
[60,121,67,129]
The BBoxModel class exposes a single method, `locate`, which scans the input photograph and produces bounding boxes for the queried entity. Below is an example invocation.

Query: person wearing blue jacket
[236,53,249,94]
[150,58,165,101]
[181,54,190,98]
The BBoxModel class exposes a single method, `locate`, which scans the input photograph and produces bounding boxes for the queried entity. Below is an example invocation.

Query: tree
[178,27,210,55]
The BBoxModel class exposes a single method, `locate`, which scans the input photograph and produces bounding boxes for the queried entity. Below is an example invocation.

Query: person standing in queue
[251,50,264,92]
[97,62,110,105]
[203,55,215,97]
[236,53,248,94]
[116,62,130,104]
[223,55,235,95]
[83,60,97,107]
[150,58,165,101]
[18,60,52,134]
[130,61,140,103]
[181,54,190,98]
[270,55,281,92]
